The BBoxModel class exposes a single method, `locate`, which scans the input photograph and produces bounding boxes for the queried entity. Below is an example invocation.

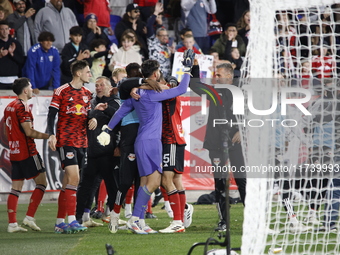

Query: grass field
[0,202,244,255]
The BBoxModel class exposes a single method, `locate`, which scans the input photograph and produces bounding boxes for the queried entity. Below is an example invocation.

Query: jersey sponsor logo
[128,153,135,161]
[65,104,87,115]
[83,96,89,103]
[66,152,75,159]
[213,158,220,166]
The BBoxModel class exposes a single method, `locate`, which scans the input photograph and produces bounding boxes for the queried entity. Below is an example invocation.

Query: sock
[146,198,152,213]
[82,208,91,222]
[178,190,186,221]
[104,204,110,216]
[65,184,77,221]
[283,198,295,218]
[57,189,67,222]
[97,180,107,212]
[7,189,20,224]
[26,184,46,218]
[68,215,76,223]
[161,186,168,201]
[168,190,182,221]
[133,185,151,218]
[125,185,134,204]
[113,190,123,214]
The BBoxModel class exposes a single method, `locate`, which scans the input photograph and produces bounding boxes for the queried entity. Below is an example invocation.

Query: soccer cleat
[23,217,41,231]
[68,220,88,233]
[8,223,28,233]
[317,225,337,233]
[289,222,312,233]
[215,221,226,232]
[145,212,157,219]
[82,218,103,227]
[91,210,103,219]
[126,219,148,234]
[119,219,127,225]
[108,212,120,234]
[102,215,110,223]
[304,215,322,225]
[159,222,185,233]
[183,203,194,228]
[54,222,71,234]
[142,224,158,234]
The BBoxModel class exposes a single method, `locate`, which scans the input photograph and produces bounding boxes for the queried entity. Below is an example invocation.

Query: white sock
[125,204,132,214]
[172,220,183,225]
[130,216,139,222]
[56,218,64,225]
[82,212,90,222]
[9,222,18,227]
[139,219,145,228]
[68,215,76,223]
[289,215,299,225]
[25,215,34,221]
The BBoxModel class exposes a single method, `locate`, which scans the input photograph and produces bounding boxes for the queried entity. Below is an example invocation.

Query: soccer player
[98,49,195,234]
[47,60,97,234]
[5,78,50,233]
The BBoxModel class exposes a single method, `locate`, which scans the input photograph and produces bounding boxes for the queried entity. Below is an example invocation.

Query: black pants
[76,155,119,220]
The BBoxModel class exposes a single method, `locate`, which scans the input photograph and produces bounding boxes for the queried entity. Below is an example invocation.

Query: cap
[13,0,25,3]
[126,3,139,13]
[84,13,98,23]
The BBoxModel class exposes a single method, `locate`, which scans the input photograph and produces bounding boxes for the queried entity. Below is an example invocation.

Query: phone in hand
[168,37,174,47]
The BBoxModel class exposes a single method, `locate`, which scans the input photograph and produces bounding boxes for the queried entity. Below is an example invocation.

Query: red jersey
[50,84,92,148]
[177,46,202,55]
[312,55,336,78]
[83,0,110,28]
[4,99,38,161]
[162,96,186,145]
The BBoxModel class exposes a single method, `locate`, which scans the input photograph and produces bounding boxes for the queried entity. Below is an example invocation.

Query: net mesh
[240,1,340,254]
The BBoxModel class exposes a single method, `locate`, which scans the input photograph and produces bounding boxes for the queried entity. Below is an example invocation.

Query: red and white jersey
[162,96,186,145]
[4,99,38,161]
[50,84,92,148]
[312,55,336,78]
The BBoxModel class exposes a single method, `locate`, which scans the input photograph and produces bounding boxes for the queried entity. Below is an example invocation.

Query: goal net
[240,0,340,254]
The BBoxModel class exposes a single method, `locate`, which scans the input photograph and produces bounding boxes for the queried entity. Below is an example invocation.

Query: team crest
[66,152,75,159]
[128,153,135,161]
[49,55,53,62]
[195,114,205,126]
[83,96,89,103]
[213,158,220,166]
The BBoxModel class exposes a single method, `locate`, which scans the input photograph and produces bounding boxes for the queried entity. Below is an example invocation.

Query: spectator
[133,0,158,23]
[146,3,173,78]
[89,39,111,85]
[121,28,148,61]
[111,67,127,87]
[0,0,13,19]
[82,13,110,49]
[177,34,202,54]
[312,43,336,79]
[114,3,147,52]
[34,0,78,52]
[61,26,91,85]
[0,21,24,89]
[211,23,246,59]
[108,34,143,71]
[0,5,8,21]
[82,0,113,36]
[181,0,217,54]
[22,31,60,94]
[7,0,36,56]
[224,45,243,78]
[175,27,202,52]
[236,10,250,47]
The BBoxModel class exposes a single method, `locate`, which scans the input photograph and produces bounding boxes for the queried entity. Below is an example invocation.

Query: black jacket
[88,94,121,158]
[0,37,24,77]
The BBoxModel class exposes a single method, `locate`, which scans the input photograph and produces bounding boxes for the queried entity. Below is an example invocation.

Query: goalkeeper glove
[97,125,111,146]
[182,49,195,73]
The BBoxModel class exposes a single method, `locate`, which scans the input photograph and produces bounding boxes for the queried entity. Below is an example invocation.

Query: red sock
[178,190,186,221]
[7,189,20,223]
[161,186,168,201]
[26,185,46,218]
[113,203,122,214]
[125,185,134,204]
[146,198,152,213]
[65,184,77,217]
[97,180,107,212]
[57,189,67,219]
[168,190,181,221]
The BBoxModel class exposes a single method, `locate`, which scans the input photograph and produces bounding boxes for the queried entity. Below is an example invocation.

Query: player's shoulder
[54,83,71,96]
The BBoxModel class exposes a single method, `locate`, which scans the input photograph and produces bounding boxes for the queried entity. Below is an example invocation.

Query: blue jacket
[23,43,60,89]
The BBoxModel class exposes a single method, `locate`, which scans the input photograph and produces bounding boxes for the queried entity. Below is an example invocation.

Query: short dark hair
[69,26,83,36]
[141,59,160,78]
[0,20,9,27]
[70,60,89,76]
[224,23,237,31]
[38,31,55,42]
[179,27,192,36]
[13,77,30,95]
[90,39,107,51]
[126,62,142,78]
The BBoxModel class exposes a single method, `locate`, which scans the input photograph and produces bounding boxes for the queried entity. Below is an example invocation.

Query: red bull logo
[66,104,88,115]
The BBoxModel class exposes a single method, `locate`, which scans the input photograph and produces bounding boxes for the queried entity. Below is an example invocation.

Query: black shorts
[11,154,45,181]
[162,144,185,173]
[57,146,87,170]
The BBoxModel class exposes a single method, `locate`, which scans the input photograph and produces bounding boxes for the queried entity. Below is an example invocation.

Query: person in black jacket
[61,26,92,85]
[76,76,121,226]
[82,13,110,49]
[190,62,246,232]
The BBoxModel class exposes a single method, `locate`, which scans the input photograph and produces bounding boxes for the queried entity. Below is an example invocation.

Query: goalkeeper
[97,49,195,234]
